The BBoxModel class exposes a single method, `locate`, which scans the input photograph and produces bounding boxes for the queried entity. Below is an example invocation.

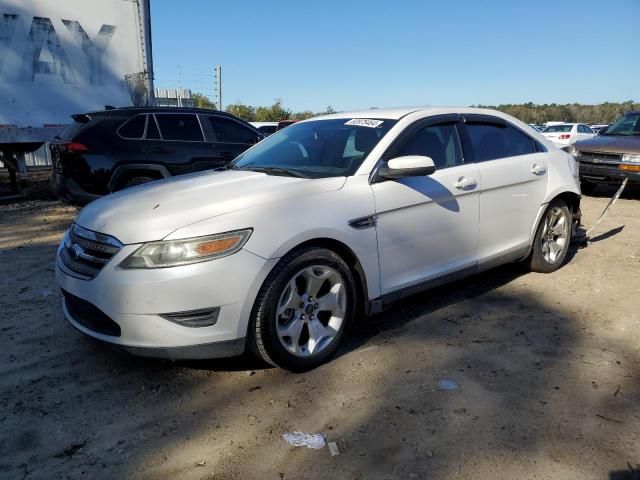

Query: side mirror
[377,155,436,180]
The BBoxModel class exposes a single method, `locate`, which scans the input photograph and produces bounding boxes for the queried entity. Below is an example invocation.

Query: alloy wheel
[541,206,569,264]
[275,265,347,357]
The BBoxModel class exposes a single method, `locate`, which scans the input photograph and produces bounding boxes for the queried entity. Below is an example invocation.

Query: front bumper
[56,240,277,360]
[579,161,640,184]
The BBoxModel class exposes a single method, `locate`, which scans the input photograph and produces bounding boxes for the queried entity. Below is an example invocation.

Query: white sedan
[56,107,581,371]
[541,123,595,147]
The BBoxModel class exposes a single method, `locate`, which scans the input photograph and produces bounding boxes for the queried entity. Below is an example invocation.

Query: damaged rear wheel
[527,199,572,273]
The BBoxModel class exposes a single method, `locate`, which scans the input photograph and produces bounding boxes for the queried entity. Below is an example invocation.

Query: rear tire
[527,199,572,273]
[249,247,356,372]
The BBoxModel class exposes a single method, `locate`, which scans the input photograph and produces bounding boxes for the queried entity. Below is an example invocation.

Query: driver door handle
[531,164,547,175]
[454,176,477,190]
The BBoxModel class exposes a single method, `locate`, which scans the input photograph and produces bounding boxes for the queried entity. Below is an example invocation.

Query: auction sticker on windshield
[345,119,384,128]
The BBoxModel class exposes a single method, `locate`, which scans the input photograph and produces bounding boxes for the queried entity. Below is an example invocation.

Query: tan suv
[573,111,640,194]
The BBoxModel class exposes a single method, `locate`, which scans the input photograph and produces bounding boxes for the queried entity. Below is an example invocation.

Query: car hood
[75,170,347,244]
[575,135,640,154]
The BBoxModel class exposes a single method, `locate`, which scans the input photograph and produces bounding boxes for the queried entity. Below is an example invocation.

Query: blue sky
[151,0,640,112]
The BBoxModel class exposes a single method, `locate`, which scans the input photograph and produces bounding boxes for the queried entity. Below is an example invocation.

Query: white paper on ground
[438,379,459,390]
[283,432,326,449]
[328,441,340,456]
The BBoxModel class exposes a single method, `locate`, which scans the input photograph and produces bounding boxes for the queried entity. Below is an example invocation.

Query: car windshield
[232,118,397,178]
[543,125,572,133]
[604,113,640,136]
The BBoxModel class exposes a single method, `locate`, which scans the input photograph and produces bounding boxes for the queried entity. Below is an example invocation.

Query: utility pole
[177,65,182,107]
[215,65,222,111]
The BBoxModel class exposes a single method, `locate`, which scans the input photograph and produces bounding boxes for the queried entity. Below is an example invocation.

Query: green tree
[475,101,639,124]
[292,110,315,121]
[190,93,215,109]
[226,103,256,121]
[254,99,292,122]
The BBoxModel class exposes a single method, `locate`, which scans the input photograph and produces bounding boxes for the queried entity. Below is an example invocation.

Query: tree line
[191,94,639,125]
[224,99,336,122]
[474,101,639,124]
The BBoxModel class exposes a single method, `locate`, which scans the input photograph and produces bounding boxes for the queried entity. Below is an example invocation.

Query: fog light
[618,164,640,172]
[160,307,220,327]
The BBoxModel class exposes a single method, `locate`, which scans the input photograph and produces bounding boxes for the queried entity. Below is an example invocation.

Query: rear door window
[155,114,204,141]
[465,123,512,161]
[118,114,146,139]
[505,126,536,155]
[465,121,537,161]
[208,116,258,144]
[146,115,161,139]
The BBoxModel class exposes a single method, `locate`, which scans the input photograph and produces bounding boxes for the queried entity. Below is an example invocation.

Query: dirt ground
[1,187,639,480]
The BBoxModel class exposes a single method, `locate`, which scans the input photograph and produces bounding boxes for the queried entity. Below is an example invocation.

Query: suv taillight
[65,142,89,153]
[558,134,571,140]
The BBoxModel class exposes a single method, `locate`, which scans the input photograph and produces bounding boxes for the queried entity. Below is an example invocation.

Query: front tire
[249,247,356,372]
[527,199,572,273]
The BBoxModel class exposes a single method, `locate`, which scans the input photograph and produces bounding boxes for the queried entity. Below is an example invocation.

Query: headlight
[119,229,253,269]
[571,148,580,158]
[621,153,640,163]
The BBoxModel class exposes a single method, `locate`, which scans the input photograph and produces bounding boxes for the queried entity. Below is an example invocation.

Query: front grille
[60,224,123,280]
[578,151,622,164]
[62,290,121,337]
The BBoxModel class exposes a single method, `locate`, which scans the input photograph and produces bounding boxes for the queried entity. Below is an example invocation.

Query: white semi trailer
[0,0,153,190]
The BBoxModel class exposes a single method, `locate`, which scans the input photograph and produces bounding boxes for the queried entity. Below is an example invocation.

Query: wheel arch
[553,191,581,217]
[526,190,581,257]
[271,237,371,320]
[107,164,171,192]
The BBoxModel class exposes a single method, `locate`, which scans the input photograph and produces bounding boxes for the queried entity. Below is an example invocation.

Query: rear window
[543,125,572,133]
[155,114,204,141]
[118,115,146,139]
[59,122,86,141]
[60,115,95,140]
[258,125,277,135]
[208,116,258,143]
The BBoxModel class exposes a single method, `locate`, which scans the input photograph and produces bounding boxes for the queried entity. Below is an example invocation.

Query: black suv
[51,107,264,204]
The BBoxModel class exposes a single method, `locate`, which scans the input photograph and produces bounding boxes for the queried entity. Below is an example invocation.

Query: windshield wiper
[243,166,309,178]
[214,163,240,171]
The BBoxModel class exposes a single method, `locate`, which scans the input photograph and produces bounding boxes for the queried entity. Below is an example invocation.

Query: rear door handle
[454,176,477,190]
[531,164,546,175]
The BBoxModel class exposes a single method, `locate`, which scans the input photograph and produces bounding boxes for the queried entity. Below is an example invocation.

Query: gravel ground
[0,188,639,480]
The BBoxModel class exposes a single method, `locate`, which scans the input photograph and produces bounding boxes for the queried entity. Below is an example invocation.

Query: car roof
[83,106,234,117]
[309,106,535,122]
